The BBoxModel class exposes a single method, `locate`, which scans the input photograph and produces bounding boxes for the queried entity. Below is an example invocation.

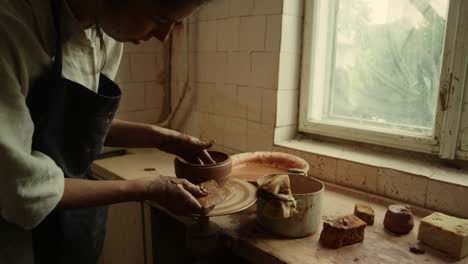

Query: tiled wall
[169,0,284,153]
[165,0,468,219]
[114,41,170,124]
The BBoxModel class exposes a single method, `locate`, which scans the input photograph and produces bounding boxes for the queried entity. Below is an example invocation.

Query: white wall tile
[278,52,301,90]
[114,111,137,122]
[238,86,263,121]
[377,169,428,207]
[184,111,203,138]
[144,82,166,109]
[123,43,140,53]
[239,16,267,51]
[276,89,298,126]
[197,0,230,20]
[304,153,338,183]
[283,0,304,16]
[251,52,279,88]
[209,52,228,83]
[192,21,218,52]
[426,180,468,218]
[223,117,248,150]
[130,54,161,82]
[281,15,303,53]
[274,125,297,142]
[170,51,189,82]
[261,89,277,125]
[213,84,238,117]
[194,83,216,114]
[199,113,226,145]
[172,26,189,53]
[120,83,146,112]
[247,122,274,151]
[229,0,254,17]
[115,54,131,83]
[143,39,166,53]
[336,160,378,193]
[266,15,283,51]
[227,52,251,85]
[217,18,240,51]
[254,0,283,15]
[131,109,163,124]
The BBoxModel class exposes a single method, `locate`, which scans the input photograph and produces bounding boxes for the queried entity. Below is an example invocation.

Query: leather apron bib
[26,0,121,263]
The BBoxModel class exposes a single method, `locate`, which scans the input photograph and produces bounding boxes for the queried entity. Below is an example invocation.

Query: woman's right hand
[136,176,208,215]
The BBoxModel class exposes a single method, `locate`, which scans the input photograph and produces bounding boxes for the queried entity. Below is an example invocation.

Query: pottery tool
[201,149,216,164]
[196,157,204,165]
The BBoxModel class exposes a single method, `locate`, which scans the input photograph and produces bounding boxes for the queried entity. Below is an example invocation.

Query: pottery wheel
[230,152,309,183]
[204,178,257,217]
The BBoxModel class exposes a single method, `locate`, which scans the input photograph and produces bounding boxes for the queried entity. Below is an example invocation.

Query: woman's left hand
[156,129,214,162]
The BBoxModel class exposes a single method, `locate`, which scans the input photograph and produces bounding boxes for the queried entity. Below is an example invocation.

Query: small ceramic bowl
[174,151,232,185]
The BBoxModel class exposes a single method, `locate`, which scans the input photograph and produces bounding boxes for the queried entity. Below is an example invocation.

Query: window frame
[299,0,467,159]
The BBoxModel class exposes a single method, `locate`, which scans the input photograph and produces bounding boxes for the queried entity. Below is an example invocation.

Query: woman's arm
[58,176,207,215]
[105,119,213,160]
[104,119,179,148]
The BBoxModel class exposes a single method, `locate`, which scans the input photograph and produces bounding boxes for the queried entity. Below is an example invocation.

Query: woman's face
[98,0,196,44]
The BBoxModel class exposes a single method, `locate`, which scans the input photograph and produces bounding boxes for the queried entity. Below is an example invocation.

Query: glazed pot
[174,151,232,185]
[256,174,324,238]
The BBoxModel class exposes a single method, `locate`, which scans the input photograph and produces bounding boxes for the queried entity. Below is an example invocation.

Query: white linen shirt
[0,0,122,237]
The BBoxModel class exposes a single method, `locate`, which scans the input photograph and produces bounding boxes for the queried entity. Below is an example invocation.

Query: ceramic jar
[256,174,324,238]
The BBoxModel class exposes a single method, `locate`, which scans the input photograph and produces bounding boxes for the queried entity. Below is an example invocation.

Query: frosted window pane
[328,0,449,135]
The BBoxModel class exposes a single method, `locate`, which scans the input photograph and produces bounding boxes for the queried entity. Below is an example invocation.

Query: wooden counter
[92,148,468,264]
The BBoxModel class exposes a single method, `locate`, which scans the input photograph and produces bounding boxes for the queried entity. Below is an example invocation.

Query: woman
[0,0,211,263]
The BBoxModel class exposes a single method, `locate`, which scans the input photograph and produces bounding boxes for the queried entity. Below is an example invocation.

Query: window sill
[273,137,468,218]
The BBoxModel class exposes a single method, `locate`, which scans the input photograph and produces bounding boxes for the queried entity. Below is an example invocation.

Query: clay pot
[256,174,324,238]
[174,151,232,185]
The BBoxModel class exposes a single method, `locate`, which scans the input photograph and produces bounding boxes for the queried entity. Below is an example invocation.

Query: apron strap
[51,0,63,84]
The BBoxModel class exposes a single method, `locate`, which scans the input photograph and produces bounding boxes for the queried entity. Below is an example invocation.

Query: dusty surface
[92,148,468,264]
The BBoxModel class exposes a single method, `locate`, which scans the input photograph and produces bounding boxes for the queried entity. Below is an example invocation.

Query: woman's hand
[155,129,214,162]
[136,176,208,215]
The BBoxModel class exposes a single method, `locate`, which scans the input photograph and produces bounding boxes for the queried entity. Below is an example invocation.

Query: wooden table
[92,148,468,264]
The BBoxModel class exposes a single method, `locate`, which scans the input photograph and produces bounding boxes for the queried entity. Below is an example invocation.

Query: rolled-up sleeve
[0,32,64,230]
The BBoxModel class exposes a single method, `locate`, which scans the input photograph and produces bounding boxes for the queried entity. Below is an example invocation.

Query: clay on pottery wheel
[383,204,414,234]
[354,204,375,225]
[174,151,232,185]
[319,215,367,249]
[197,180,226,215]
[231,152,309,183]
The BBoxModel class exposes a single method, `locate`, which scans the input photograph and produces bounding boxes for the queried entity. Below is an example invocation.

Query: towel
[257,174,297,219]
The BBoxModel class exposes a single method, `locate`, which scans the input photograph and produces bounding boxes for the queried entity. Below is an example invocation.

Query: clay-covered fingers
[175,178,208,198]
[166,180,204,215]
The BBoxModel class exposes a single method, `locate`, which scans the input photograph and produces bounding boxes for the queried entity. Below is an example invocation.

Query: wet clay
[231,164,289,182]
[383,204,414,234]
[319,215,367,249]
[231,152,309,182]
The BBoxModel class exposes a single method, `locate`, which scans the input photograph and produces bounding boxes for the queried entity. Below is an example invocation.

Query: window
[299,0,468,159]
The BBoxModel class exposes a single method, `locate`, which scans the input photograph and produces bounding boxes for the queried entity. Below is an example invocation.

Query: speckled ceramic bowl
[174,151,232,185]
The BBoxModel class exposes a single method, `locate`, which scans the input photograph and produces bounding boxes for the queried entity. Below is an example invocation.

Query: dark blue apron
[26,0,121,263]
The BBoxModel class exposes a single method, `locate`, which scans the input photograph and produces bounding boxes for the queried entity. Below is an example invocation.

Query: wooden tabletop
[92,148,468,264]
